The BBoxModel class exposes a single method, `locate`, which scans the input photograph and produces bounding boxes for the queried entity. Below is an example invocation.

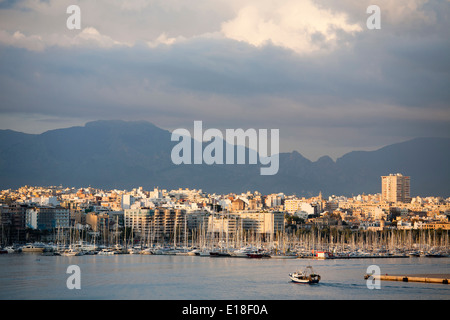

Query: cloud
[0,0,449,160]
[146,32,186,48]
[221,0,363,54]
[0,29,45,51]
[72,27,131,48]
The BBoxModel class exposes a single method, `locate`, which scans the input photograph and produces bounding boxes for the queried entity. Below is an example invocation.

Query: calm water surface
[0,253,449,300]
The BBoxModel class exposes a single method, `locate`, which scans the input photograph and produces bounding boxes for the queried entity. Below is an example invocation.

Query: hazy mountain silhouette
[0,120,448,197]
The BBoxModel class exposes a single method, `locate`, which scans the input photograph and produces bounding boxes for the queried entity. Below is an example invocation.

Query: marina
[2,242,449,260]
[1,238,449,260]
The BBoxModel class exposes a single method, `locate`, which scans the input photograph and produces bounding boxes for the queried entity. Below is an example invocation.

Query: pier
[365,273,450,284]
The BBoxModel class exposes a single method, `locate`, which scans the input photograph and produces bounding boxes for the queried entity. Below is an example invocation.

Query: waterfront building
[86,212,110,232]
[124,208,153,234]
[382,173,411,203]
[207,211,285,238]
[25,206,70,230]
[142,208,187,243]
[0,203,28,231]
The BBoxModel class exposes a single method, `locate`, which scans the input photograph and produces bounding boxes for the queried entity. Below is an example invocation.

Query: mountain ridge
[0,120,449,197]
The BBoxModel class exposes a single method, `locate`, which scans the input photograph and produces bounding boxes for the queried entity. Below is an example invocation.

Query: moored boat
[98,248,115,255]
[4,246,16,253]
[247,252,270,258]
[210,251,231,257]
[408,251,420,257]
[21,243,46,253]
[61,248,82,256]
[425,252,447,258]
[230,246,258,258]
[139,248,153,255]
[271,253,298,259]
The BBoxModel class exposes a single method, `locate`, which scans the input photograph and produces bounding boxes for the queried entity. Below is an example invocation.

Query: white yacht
[139,248,153,255]
[61,248,82,256]
[230,246,258,258]
[21,243,46,253]
[4,246,15,253]
[271,253,298,259]
[98,248,115,255]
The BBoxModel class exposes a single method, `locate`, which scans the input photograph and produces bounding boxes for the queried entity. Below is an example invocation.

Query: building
[86,212,110,232]
[231,199,246,211]
[124,208,154,235]
[26,206,70,230]
[207,211,285,238]
[284,199,302,214]
[124,208,186,244]
[121,194,135,210]
[153,208,186,243]
[285,199,316,217]
[381,173,411,203]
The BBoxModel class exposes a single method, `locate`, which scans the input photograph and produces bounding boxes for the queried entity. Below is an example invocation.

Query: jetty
[365,273,450,284]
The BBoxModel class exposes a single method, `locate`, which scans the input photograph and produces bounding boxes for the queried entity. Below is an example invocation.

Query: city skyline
[1,1,449,303]
[2,177,449,240]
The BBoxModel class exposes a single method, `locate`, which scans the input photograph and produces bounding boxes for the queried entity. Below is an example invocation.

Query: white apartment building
[381,173,411,203]
[124,208,153,233]
[207,211,285,236]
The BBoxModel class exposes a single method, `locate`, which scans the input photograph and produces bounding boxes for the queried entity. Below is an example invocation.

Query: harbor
[2,240,449,260]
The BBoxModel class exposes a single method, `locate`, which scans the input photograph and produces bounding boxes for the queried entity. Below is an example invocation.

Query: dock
[365,273,450,284]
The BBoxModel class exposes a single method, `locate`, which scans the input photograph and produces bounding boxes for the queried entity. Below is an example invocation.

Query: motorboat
[139,248,153,255]
[21,243,47,253]
[127,247,141,254]
[230,246,258,258]
[4,246,16,253]
[425,251,447,258]
[408,251,420,257]
[98,248,115,255]
[247,252,270,258]
[198,250,211,257]
[246,250,271,258]
[61,248,82,256]
[187,248,201,256]
[271,252,298,259]
[210,251,231,257]
[289,266,321,284]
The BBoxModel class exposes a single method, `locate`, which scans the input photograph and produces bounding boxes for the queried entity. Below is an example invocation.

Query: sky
[0,0,449,161]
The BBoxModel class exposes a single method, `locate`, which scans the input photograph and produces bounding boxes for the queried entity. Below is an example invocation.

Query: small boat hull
[271,254,298,259]
[289,266,321,284]
[246,253,270,258]
[289,275,320,284]
[210,251,231,257]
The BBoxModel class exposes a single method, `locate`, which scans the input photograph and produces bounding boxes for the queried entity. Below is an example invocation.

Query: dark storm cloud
[0,0,449,159]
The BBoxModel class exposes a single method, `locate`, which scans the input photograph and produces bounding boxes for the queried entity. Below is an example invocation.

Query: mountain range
[0,120,449,197]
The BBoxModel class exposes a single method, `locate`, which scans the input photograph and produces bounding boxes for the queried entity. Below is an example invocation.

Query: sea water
[0,253,448,300]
